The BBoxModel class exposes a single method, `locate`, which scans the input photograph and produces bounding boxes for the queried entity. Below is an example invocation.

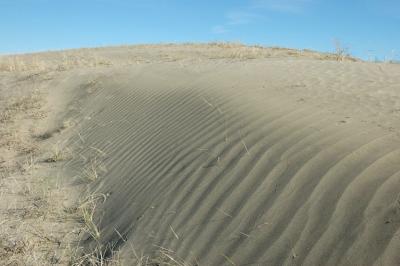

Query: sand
[1,44,400,265]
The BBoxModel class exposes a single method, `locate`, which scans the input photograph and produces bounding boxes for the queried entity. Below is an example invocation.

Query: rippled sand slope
[8,45,398,265]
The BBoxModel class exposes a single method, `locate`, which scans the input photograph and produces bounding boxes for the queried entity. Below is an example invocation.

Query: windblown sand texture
[1,44,400,265]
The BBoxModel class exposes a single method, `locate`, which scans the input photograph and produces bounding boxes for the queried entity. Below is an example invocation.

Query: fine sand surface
[1,44,400,265]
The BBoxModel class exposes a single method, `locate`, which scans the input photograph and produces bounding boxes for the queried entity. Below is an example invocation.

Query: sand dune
[2,44,400,265]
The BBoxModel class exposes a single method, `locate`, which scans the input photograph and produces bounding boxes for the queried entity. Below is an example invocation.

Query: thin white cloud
[251,0,313,13]
[212,9,262,34]
[212,25,229,34]
[226,11,261,25]
[212,2,268,34]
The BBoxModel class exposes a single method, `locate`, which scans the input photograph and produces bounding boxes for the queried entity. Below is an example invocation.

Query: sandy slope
[1,44,400,265]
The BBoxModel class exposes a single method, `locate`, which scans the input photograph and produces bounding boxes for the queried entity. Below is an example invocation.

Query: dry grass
[0,75,83,265]
[0,51,113,72]
[45,143,72,163]
[0,167,81,265]
[0,92,42,122]
[0,43,359,73]
[82,161,100,182]
[0,91,43,156]
[70,192,115,266]
[333,39,351,61]
[69,181,191,265]
[78,194,106,241]
[0,129,40,155]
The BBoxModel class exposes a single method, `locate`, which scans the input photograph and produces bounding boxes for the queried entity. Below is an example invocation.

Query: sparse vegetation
[0,51,113,72]
[0,75,82,265]
[80,158,101,182]
[77,194,107,241]
[333,38,350,61]
[45,143,71,162]
[0,43,359,73]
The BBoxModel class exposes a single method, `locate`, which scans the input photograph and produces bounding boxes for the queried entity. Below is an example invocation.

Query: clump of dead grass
[45,143,72,163]
[333,39,351,61]
[78,152,108,183]
[77,194,106,242]
[79,158,101,182]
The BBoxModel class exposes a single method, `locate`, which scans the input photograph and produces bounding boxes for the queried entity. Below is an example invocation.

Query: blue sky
[0,0,399,60]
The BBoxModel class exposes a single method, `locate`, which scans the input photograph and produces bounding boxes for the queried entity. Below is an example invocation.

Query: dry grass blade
[169,225,180,240]
[79,200,101,241]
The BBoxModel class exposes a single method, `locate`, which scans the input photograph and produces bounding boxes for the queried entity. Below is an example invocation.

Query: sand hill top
[1,44,400,265]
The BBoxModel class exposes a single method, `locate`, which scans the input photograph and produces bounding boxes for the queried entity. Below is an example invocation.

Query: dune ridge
[50,53,400,265]
[2,44,399,265]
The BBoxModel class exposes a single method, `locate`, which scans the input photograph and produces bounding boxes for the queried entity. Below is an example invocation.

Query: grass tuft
[45,143,71,162]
